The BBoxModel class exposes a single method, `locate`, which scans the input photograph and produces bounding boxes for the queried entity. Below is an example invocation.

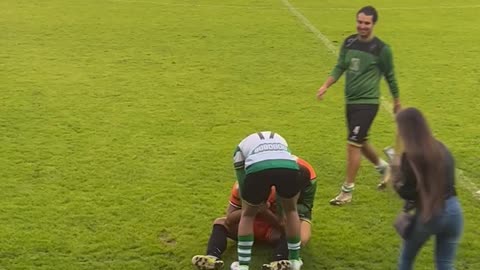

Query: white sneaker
[375,159,389,174]
[329,191,353,205]
[230,261,248,270]
[375,159,390,190]
[330,184,354,206]
[290,259,303,270]
[383,147,395,162]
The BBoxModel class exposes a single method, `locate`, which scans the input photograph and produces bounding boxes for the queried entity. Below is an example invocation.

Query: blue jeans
[399,196,463,270]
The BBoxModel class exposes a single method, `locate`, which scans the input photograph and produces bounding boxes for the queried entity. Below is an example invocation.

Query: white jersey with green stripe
[233,131,298,174]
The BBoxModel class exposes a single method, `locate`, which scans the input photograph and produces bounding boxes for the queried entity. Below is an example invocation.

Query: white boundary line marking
[108,0,480,11]
[280,0,338,55]
[457,169,480,199]
[281,0,480,199]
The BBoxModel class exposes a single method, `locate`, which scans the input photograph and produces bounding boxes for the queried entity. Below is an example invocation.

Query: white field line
[107,0,480,11]
[281,0,479,199]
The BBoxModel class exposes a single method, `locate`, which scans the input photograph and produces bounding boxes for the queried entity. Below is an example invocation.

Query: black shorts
[346,104,379,146]
[242,168,301,205]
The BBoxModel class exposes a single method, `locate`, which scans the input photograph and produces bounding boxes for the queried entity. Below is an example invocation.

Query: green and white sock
[287,236,301,260]
[238,235,253,269]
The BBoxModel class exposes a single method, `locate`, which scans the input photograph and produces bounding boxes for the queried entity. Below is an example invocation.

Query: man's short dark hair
[357,6,378,23]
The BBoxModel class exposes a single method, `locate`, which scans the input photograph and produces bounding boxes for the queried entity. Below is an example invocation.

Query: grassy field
[1,0,479,269]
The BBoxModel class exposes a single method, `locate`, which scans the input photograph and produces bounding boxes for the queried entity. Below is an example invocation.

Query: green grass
[1,0,479,269]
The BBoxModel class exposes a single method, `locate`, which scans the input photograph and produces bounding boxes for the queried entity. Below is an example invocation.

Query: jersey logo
[350,58,360,72]
[252,143,287,154]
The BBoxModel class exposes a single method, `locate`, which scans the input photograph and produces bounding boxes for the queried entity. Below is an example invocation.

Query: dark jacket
[392,142,457,210]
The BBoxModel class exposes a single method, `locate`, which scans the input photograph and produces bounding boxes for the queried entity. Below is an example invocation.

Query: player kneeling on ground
[192,156,317,270]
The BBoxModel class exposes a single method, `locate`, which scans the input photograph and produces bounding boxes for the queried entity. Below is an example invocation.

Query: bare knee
[213,217,234,234]
[300,236,310,247]
[300,221,312,247]
[213,217,226,226]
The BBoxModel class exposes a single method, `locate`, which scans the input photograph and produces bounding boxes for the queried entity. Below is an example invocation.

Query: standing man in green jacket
[316,6,401,205]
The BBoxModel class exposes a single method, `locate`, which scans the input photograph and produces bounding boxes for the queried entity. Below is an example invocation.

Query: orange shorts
[253,219,274,242]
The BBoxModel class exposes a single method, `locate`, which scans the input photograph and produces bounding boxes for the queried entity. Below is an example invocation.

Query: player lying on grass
[192,156,317,270]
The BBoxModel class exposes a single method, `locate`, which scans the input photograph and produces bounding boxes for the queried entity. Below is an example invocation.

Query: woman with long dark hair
[392,108,463,270]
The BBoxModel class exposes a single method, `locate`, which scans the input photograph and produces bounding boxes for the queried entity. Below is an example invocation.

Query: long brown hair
[396,108,446,222]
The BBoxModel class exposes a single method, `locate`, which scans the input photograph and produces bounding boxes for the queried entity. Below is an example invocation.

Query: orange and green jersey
[295,157,317,223]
